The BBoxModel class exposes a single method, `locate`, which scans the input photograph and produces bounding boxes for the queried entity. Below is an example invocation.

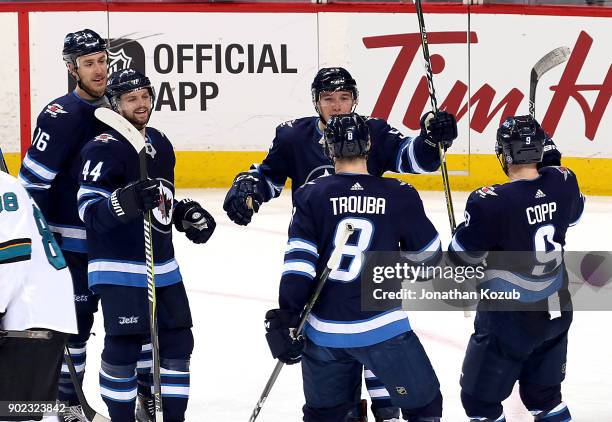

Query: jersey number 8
[329,218,374,283]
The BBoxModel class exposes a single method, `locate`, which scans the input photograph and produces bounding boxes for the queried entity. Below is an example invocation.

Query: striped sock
[159,359,190,422]
[58,342,87,406]
[137,342,153,397]
[99,361,137,422]
[364,368,397,418]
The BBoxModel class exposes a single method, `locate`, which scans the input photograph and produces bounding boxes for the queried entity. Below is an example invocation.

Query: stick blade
[94,107,146,152]
[532,46,571,80]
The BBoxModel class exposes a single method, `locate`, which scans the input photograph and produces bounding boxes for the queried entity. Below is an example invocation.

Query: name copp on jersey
[450,166,585,302]
[0,171,77,333]
[279,173,441,348]
[77,127,182,291]
[18,92,107,253]
[253,117,441,201]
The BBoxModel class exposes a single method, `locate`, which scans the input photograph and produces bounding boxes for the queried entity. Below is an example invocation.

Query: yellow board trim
[5,152,612,195]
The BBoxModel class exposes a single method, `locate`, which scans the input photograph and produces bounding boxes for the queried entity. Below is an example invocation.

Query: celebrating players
[449,115,584,422]
[264,113,443,422]
[225,66,457,421]
[77,69,216,422]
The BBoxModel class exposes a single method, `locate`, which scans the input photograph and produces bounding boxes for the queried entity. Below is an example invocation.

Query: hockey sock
[100,360,138,422]
[364,368,398,418]
[531,402,571,421]
[137,342,153,398]
[160,358,190,422]
[58,342,86,406]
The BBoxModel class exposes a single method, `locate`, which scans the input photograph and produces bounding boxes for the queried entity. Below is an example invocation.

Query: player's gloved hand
[420,110,458,149]
[173,199,216,244]
[538,135,562,169]
[264,308,304,365]
[110,179,161,223]
[223,171,264,226]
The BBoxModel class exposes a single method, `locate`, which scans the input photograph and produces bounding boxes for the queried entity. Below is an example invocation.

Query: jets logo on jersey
[44,103,68,118]
[476,186,498,198]
[94,133,118,143]
[152,182,174,227]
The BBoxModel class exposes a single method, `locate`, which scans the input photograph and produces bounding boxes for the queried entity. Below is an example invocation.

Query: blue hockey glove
[173,199,216,244]
[420,110,458,149]
[538,135,562,169]
[264,309,304,365]
[223,171,263,226]
[110,179,161,223]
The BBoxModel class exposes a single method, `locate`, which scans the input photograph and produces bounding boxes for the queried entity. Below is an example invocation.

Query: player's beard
[124,108,152,131]
[79,76,107,99]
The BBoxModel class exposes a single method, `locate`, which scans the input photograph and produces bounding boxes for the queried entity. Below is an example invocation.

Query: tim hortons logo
[363,30,611,140]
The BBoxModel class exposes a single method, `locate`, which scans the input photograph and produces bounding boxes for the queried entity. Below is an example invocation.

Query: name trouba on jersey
[330,196,386,215]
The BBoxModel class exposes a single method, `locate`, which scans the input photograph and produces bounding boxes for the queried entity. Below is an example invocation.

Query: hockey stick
[94,107,164,422]
[0,329,51,339]
[413,0,471,317]
[529,46,571,119]
[248,223,355,422]
[64,347,110,422]
[412,0,457,233]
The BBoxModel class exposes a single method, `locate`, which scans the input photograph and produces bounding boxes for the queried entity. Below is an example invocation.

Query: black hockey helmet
[311,67,359,109]
[496,115,545,172]
[324,113,370,160]
[62,29,107,68]
[106,69,155,111]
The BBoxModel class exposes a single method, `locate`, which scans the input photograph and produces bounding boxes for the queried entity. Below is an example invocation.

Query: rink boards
[0,3,610,194]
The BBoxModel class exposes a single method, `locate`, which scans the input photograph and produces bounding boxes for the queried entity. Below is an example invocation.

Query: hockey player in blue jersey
[17,29,108,420]
[265,113,444,422]
[449,115,584,422]
[225,66,456,420]
[78,69,216,422]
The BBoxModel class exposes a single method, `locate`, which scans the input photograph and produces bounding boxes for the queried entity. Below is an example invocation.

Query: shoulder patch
[44,103,69,118]
[94,133,119,143]
[475,186,498,198]
[279,119,296,128]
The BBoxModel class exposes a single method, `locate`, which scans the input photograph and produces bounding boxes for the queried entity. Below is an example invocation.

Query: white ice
[82,189,612,421]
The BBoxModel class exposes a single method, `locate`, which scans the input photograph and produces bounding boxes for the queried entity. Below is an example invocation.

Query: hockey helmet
[106,69,155,111]
[62,29,107,68]
[324,113,370,159]
[495,115,544,170]
[311,67,358,109]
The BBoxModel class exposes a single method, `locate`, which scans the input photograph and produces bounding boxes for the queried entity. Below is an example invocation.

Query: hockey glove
[223,171,264,226]
[264,308,304,365]
[109,179,161,223]
[538,135,562,169]
[173,199,216,244]
[420,110,458,150]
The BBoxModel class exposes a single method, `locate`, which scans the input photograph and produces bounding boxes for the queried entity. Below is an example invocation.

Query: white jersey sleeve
[0,171,77,333]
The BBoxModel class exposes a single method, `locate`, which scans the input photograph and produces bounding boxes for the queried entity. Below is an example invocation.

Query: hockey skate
[58,405,88,422]
[135,392,155,422]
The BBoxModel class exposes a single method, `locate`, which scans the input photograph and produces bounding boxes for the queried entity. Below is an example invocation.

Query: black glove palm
[110,179,161,223]
[420,110,458,149]
[265,309,304,365]
[173,199,216,244]
[223,171,264,226]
